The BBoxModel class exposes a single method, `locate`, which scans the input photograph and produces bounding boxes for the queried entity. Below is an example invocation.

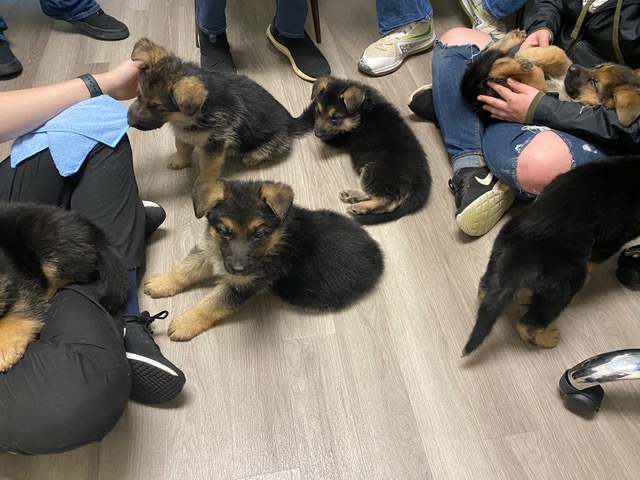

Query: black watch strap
[78,73,103,98]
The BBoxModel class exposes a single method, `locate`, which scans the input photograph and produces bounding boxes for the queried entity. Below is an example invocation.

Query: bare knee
[439,27,492,49]
[516,132,572,195]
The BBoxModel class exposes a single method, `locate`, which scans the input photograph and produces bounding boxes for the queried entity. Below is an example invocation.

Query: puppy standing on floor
[308,76,432,225]
[463,156,640,356]
[144,179,384,341]
[127,38,312,181]
[0,202,129,371]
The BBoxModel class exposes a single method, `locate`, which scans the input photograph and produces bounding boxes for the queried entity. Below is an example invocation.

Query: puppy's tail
[354,166,432,225]
[93,229,130,313]
[462,280,516,356]
[288,103,315,138]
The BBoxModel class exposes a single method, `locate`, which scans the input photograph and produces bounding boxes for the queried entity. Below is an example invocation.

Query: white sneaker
[458,0,507,38]
[358,21,436,76]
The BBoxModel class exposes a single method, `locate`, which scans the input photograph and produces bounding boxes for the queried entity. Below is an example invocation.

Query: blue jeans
[1,1,98,43]
[197,0,308,38]
[375,0,529,35]
[432,40,608,200]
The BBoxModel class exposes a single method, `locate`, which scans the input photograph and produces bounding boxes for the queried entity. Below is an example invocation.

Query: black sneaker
[266,23,330,82]
[0,42,23,79]
[449,166,515,236]
[143,200,166,240]
[408,84,437,123]
[199,29,237,75]
[124,311,186,404]
[616,245,640,287]
[66,9,129,41]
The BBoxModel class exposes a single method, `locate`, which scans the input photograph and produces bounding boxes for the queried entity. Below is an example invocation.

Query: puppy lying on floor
[127,38,312,181]
[463,155,640,356]
[461,30,640,127]
[144,179,384,341]
[307,76,432,225]
[0,202,129,371]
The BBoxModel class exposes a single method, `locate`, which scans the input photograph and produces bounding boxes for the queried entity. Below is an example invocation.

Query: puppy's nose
[225,258,248,275]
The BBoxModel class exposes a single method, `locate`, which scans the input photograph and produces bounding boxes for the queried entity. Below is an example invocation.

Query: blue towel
[11,95,130,177]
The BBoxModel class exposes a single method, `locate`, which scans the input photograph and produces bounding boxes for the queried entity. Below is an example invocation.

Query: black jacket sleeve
[524,0,565,37]
[530,94,640,154]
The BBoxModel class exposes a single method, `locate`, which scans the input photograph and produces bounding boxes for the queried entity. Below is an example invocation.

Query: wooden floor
[2,1,640,479]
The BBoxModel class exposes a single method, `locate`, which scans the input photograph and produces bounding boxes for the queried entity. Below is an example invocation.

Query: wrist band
[78,73,103,98]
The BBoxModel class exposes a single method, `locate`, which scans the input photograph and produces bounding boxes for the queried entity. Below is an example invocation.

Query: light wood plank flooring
[1,1,640,479]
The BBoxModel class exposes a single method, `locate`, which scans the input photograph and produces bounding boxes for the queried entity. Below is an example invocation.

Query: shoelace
[374,25,414,51]
[124,310,169,335]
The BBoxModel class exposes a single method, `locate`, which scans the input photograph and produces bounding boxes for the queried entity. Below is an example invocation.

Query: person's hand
[520,29,553,50]
[478,79,540,124]
[94,59,144,101]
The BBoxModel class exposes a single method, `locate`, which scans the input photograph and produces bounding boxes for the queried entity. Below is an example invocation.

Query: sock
[124,269,141,316]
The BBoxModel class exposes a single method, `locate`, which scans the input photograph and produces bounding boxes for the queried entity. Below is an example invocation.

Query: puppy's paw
[513,29,527,41]
[516,322,561,349]
[0,341,26,372]
[242,155,267,167]
[0,317,41,372]
[144,273,184,298]
[518,58,535,72]
[168,152,192,170]
[340,189,369,204]
[347,204,371,215]
[167,310,210,341]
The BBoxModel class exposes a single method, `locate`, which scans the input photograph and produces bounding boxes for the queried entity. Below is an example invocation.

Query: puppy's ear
[131,38,168,68]
[614,88,640,127]
[192,178,225,219]
[260,182,294,221]
[340,86,366,113]
[172,77,208,117]
[311,76,331,101]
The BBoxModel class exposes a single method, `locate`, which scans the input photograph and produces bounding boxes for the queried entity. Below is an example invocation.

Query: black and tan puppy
[463,155,640,356]
[308,76,431,225]
[144,179,384,341]
[461,29,573,115]
[0,202,129,371]
[127,38,311,180]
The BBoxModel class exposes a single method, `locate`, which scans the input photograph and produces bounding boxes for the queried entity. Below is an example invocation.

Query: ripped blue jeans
[431,40,607,199]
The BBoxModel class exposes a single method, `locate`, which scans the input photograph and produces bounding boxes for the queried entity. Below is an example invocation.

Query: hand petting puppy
[478,78,540,124]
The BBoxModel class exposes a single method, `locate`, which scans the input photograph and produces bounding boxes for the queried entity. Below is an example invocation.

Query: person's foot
[124,311,186,404]
[449,166,515,236]
[199,29,237,75]
[408,84,437,123]
[143,200,166,240]
[458,0,507,38]
[358,20,436,77]
[66,9,129,41]
[266,23,330,82]
[0,42,23,79]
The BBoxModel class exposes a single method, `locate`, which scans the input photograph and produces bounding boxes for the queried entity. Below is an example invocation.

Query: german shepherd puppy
[144,179,384,341]
[307,76,431,225]
[463,155,640,356]
[461,29,573,115]
[127,38,311,181]
[0,202,129,371]
[461,30,640,127]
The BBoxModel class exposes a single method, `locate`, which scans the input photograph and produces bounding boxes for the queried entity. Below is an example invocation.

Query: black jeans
[0,135,145,454]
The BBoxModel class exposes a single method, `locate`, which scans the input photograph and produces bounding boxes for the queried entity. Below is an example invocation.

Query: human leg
[358,0,434,76]
[0,13,22,79]
[39,0,128,40]
[266,0,330,81]
[196,0,236,74]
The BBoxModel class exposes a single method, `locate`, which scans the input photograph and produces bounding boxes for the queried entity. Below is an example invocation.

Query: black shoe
[449,166,515,236]
[266,23,330,82]
[0,42,23,79]
[143,200,166,240]
[199,30,237,75]
[124,311,186,404]
[616,246,640,287]
[408,84,437,123]
[66,9,129,41]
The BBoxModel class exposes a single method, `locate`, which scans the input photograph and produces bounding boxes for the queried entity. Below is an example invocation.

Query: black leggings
[0,135,145,454]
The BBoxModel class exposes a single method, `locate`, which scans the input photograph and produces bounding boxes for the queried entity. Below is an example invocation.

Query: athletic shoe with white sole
[408,84,437,123]
[458,0,507,38]
[449,166,515,236]
[124,311,186,404]
[142,200,166,240]
[358,21,436,77]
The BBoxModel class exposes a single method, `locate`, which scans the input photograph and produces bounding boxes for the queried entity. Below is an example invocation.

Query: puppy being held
[127,38,311,181]
[463,155,640,356]
[308,76,432,225]
[144,179,384,341]
[461,30,640,127]
[0,202,129,372]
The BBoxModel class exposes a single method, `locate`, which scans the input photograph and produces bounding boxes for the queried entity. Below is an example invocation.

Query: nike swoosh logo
[475,172,494,186]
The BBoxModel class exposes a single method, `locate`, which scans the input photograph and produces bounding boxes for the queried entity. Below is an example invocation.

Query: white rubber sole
[456,181,515,236]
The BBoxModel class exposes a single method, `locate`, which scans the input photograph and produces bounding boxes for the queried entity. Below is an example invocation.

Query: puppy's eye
[330,115,342,125]
[216,226,232,239]
[251,228,270,240]
[591,78,599,92]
